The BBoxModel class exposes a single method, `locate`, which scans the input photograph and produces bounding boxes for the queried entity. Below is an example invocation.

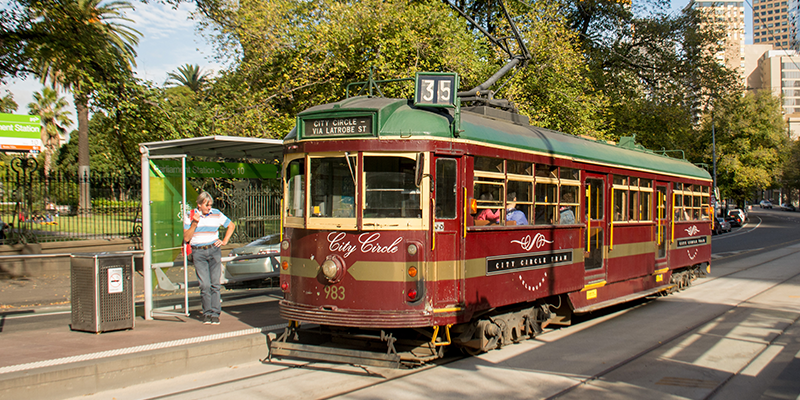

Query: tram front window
[310,157,355,218]
[364,156,421,218]
[286,159,305,217]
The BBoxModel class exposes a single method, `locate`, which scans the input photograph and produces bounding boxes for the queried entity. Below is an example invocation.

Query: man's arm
[219,222,236,246]
[183,211,200,243]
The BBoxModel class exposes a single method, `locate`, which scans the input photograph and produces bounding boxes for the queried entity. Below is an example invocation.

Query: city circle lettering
[327,232,403,258]
[487,250,572,275]
[306,117,372,136]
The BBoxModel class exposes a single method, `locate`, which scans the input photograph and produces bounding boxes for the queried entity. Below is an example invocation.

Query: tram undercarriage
[267,301,556,368]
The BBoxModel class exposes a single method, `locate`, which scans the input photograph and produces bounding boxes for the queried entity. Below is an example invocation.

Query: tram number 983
[324,285,346,300]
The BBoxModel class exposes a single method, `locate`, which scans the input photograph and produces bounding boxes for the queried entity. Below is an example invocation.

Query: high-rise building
[690,0,747,82]
[753,0,790,49]
[759,49,800,139]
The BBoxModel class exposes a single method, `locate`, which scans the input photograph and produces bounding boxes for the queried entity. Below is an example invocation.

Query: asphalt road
[67,207,800,400]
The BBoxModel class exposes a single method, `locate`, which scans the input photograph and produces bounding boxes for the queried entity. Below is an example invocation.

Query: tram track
[543,247,800,400]
[132,229,800,400]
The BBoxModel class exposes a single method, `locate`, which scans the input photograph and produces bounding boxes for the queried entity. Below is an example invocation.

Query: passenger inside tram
[476,193,501,224]
[559,192,576,224]
[506,192,528,225]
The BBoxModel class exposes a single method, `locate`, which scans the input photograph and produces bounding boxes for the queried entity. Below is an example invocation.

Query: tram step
[572,284,676,314]
[269,341,401,369]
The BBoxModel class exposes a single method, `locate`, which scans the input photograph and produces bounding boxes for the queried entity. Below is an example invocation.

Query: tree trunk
[77,98,91,216]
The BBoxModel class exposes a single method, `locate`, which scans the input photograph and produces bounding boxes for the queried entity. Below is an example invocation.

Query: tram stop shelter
[139,136,283,320]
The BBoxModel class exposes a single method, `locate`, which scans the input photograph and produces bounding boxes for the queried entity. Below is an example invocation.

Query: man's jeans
[193,246,221,317]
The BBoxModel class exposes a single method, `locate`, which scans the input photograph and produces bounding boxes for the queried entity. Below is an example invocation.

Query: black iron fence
[0,159,282,246]
[0,162,141,245]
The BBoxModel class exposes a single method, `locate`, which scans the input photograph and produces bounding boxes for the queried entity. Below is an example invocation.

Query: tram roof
[140,135,284,160]
[297,97,711,182]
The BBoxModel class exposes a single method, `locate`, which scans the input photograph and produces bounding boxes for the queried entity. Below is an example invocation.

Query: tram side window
[674,193,685,221]
[613,176,652,222]
[436,159,457,219]
[474,180,504,225]
[535,165,558,178]
[475,157,504,173]
[534,182,557,225]
[286,159,305,218]
[310,157,355,218]
[508,180,533,225]
[473,156,506,226]
[701,190,711,220]
[559,185,579,224]
[613,186,628,222]
[640,179,653,221]
[692,192,701,220]
[684,192,693,219]
[628,178,639,220]
[363,156,421,218]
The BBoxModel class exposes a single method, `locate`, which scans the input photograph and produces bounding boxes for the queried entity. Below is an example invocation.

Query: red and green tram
[269,73,712,368]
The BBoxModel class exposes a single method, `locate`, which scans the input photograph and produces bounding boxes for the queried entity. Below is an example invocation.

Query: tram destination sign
[486,249,573,276]
[303,116,373,138]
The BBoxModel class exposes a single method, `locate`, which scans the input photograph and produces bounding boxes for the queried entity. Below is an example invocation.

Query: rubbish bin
[70,253,135,333]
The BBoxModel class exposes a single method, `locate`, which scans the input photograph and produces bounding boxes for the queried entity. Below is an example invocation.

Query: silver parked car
[224,234,281,286]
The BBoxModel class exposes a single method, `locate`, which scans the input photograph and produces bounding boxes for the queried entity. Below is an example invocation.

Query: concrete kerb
[0,323,285,400]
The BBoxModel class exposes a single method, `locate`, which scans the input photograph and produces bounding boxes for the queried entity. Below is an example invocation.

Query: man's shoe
[203,315,212,324]
[211,316,220,325]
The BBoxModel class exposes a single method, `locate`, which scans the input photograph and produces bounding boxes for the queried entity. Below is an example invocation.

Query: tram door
[432,156,464,308]
[654,183,670,270]
[584,175,607,282]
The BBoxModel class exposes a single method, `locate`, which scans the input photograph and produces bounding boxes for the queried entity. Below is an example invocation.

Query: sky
[1,0,752,127]
[0,2,223,121]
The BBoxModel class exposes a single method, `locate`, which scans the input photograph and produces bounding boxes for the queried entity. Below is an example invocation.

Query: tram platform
[0,277,285,400]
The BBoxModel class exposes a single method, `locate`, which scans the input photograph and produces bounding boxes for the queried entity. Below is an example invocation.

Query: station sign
[0,113,43,152]
[150,159,278,179]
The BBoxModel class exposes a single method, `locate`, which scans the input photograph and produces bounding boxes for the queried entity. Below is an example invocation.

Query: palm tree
[33,0,141,214]
[165,64,211,92]
[28,87,73,179]
[1,92,18,113]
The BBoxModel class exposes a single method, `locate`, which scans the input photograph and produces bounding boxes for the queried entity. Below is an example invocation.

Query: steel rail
[544,247,800,400]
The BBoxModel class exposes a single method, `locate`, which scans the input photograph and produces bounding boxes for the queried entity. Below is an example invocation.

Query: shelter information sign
[150,159,278,179]
[0,113,43,152]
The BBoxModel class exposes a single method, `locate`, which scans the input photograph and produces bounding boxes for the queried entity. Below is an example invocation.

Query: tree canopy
[5,0,791,205]
[698,91,788,205]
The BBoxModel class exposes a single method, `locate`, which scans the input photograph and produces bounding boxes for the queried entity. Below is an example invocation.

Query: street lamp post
[712,112,718,215]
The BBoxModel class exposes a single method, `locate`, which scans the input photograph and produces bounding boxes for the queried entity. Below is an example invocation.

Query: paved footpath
[0,285,285,400]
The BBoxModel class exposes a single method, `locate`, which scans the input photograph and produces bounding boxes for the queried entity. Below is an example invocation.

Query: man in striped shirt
[184,192,236,325]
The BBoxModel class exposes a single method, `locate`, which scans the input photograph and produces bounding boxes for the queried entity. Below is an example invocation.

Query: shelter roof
[140,135,283,160]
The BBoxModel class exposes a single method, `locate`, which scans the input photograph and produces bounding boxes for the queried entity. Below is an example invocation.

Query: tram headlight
[320,254,345,283]
[281,240,289,250]
[407,244,418,256]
